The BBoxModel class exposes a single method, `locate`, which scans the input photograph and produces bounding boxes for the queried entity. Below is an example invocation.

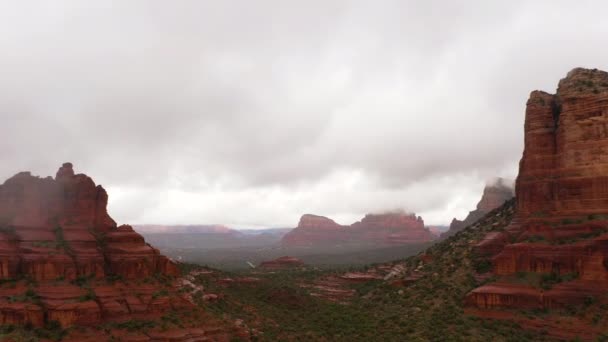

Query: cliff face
[517,68,608,216]
[467,68,608,314]
[350,213,431,244]
[445,179,514,237]
[281,212,434,247]
[0,163,177,282]
[0,163,186,330]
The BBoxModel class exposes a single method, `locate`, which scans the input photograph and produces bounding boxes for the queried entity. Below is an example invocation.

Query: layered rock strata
[0,163,186,330]
[466,68,608,313]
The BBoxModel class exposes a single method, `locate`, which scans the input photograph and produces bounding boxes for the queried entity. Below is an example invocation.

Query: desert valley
[2,2,608,341]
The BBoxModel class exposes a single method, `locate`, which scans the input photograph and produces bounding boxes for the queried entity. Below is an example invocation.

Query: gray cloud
[1,1,607,227]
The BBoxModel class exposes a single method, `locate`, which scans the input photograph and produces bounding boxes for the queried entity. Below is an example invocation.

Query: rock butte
[0,163,237,339]
[466,68,608,317]
[444,179,514,238]
[281,212,435,247]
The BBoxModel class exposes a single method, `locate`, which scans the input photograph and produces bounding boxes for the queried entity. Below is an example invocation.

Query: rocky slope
[464,68,608,339]
[444,178,514,237]
[281,212,435,247]
[0,163,241,340]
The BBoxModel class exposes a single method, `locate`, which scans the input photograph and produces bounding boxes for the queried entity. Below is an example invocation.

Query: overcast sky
[1,1,607,228]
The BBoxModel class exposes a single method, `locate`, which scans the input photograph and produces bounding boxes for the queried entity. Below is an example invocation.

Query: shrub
[78,289,96,302]
[473,258,493,274]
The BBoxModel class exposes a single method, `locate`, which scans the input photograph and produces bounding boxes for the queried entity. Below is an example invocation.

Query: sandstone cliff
[0,163,238,340]
[466,68,608,322]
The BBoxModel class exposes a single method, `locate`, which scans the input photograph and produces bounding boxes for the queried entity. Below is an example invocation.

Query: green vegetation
[105,274,124,284]
[561,218,585,225]
[555,228,608,245]
[472,256,493,274]
[0,278,17,288]
[88,227,107,249]
[99,312,191,335]
[72,274,94,287]
[160,311,184,330]
[77,288,97,302]
[588,213,608,221]
[7,288,41,305]
[539,272,578,290]
[0,321,67,342]
[152,289,169,299]
[105,319,157,332]
[32,240,55,248]
[523,235,547,243]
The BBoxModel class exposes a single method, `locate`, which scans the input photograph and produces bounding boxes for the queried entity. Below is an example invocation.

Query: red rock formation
[444,179,513,237]
[350,213,434,244]
[0,163,177,283]
[281,215,345,246]
[467,68,608,316]
[517,68,608,217]
[258,256,304,270]
[0,163,234,338]
[281,212,435,247]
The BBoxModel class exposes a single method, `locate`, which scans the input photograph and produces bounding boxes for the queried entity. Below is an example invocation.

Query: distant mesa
[281,214,346,246]
[281,211,435,247]
[443,178,514,237]
[465,68,608,320]
[258,256,304,270]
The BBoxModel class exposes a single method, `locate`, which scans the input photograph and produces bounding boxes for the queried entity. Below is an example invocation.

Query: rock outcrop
[466,68,608,317]
[444,179,514,237]
[281,212,435,247]
[0,163,237,339]
[281,215,345,246]
[0,163,177,284]
[258,256,304,270]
